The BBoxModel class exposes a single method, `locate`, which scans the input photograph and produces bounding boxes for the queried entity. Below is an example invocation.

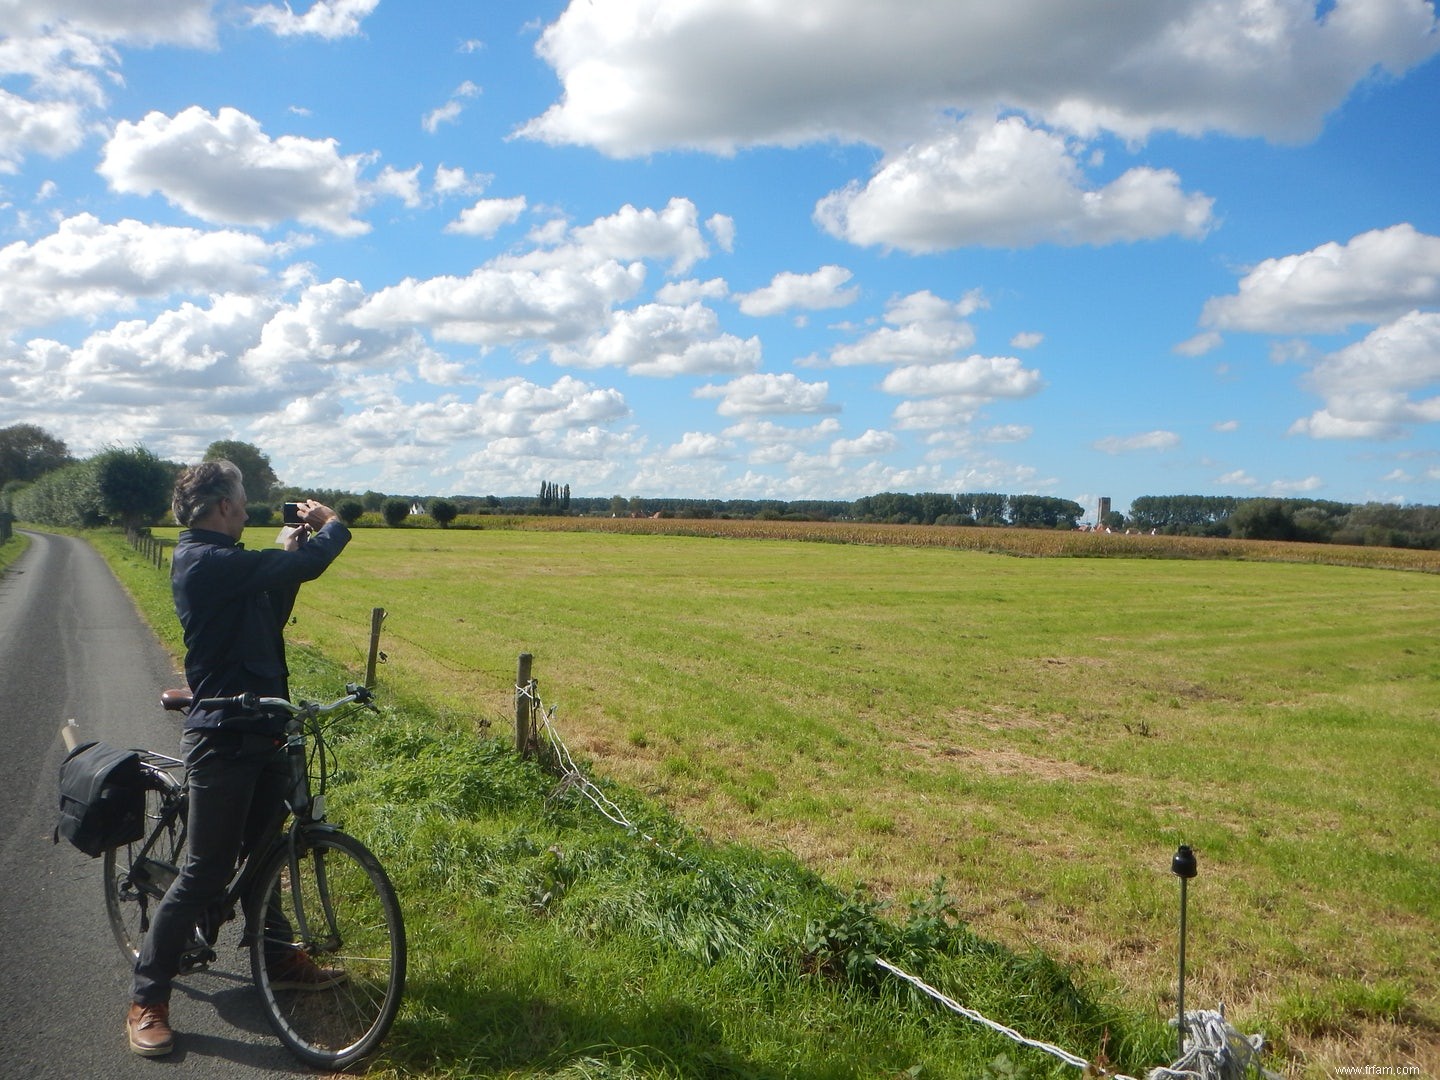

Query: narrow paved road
[0,531,305,1077]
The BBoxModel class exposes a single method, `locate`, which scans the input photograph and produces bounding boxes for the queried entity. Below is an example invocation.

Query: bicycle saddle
[160,689,193,712]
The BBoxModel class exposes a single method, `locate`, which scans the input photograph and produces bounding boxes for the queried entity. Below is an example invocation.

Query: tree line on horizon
[2,423,1438,551]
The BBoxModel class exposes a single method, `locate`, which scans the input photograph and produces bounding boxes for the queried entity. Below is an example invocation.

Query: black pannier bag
[55,740,146,857]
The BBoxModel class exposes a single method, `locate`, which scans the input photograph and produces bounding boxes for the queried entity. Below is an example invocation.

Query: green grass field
[105,524,1440,1076]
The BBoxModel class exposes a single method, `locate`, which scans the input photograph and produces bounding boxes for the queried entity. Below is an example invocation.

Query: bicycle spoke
[250,830,405,1069]
[103,768,184,963]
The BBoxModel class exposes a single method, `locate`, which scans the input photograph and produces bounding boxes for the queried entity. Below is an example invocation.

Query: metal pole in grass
[1171,844,1198,1059]
[515,653,533,757]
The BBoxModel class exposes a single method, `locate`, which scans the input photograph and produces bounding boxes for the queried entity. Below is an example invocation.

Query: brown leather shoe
[267,949,348,991]
[126,1002,175,1057]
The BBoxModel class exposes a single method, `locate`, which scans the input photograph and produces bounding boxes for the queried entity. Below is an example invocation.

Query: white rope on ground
[520,683,690,866]
[874,957,1143,1080]
[1147,1008,1281,1080]
[516,682,1275,1080]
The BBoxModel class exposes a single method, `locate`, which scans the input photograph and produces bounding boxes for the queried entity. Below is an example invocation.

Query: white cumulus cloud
[519,1,1439,155]
[479,374,630,435]
[2,1,217,47]
[0,4,217,170]
[553,301,761,377]
[7,294,273,411]
[831,428,898,458]
[1201,224,1440,334]
[0,90,86,171]
[880,354,1044,399]
[243,278,444,381]
[694,371,837,416]
[816,115,1215,251]
[566,197,711,275]
[830,290,986,367]
[668,431,733,459]
[736,265,859,317]
[446,196,528,237]
[1289,310,1440,439]
[355,200,723,353]
[0,213,279,337]
[100,106,374,235]
[247,0,380,39]
[706,213,736,252]
[353,260,646,348]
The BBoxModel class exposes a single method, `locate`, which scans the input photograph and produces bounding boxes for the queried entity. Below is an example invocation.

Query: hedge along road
[0,531,308,1078]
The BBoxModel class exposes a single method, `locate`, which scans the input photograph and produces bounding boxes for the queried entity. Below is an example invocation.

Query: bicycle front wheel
[103,764,186,962]
[249,829,406,1070]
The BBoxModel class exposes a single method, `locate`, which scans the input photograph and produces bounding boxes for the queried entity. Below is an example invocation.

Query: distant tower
[1097,496,1111,525]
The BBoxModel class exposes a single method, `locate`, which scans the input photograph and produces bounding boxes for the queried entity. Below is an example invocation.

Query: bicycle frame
[207,689,370,952]
[123,687,373,961]
[97,682,404,1069]
[118,752,188,901]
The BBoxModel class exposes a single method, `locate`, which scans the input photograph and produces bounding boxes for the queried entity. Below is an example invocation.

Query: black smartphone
[283,502,303,525]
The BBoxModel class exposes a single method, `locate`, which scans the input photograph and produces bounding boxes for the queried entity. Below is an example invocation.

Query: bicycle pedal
[179,945,216,973]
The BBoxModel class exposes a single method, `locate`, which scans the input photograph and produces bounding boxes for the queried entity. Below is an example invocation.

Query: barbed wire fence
[124,526,172,569]
[513,660,1280,1080]
[342,603,1281,1080]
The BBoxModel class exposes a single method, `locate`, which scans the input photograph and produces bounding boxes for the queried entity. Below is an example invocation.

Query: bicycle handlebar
[195,683,374,715]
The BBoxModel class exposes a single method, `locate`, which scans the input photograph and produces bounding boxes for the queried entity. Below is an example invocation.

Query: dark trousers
[132,728,288,1006]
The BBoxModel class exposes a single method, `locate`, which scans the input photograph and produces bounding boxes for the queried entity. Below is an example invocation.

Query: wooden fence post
[515,652,533,757]
[365,607,386,687]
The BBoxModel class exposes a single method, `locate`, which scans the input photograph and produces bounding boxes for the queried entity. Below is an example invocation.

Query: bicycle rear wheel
[103,765,186,961]
[249,829,405,1070]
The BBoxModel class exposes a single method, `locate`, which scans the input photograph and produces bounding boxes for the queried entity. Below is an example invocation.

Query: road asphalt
[0,531,307,1078]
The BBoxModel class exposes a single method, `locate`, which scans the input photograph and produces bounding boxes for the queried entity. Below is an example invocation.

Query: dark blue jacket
[171,521,351,733]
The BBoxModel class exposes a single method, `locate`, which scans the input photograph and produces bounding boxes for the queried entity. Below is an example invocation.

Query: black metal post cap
[1171,844,1198,879]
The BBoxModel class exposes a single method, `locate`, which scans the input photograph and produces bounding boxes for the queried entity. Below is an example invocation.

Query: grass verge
[0,529,29,575]
[98,522,1440,1076]
[87,526,1171,1078]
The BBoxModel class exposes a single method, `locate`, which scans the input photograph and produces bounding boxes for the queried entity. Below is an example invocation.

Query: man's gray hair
[172,459,244,527]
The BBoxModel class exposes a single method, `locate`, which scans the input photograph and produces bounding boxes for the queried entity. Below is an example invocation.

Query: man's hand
[280,500,339,550]
[295,499,339,529]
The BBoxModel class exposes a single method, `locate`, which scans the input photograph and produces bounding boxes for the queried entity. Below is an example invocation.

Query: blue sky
[2,1,1439,517]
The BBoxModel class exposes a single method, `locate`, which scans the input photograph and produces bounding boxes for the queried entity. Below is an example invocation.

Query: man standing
[126,459,351,1057]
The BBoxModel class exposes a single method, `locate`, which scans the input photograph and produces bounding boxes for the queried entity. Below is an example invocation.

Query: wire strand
[516,681,1178,1079]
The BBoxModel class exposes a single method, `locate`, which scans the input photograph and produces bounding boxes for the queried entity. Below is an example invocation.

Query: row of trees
[5,424,1440,549]
[1,426,287,532]
[1129,494,1440,548]
[0,423,72,489]
[0,426,479,535]
[7,444,173,531]
[538,481,571,511]
[850,492,1087,529]
[370,492,1440,549]
[412,491,1084,529]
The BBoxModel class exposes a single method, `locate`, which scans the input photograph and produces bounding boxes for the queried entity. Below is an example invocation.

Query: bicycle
[64,684,406,1069]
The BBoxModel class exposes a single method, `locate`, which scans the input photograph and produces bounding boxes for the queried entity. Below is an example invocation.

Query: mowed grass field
[150,521,1439,1074]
